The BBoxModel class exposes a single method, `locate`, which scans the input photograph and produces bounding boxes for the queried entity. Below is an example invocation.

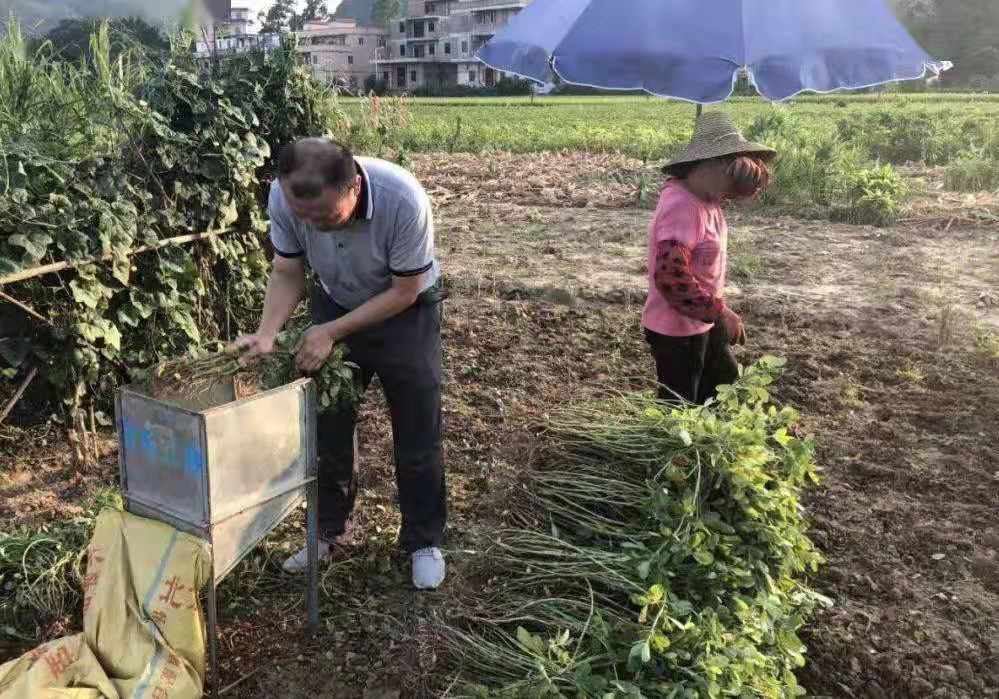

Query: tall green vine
[0,22,345,418]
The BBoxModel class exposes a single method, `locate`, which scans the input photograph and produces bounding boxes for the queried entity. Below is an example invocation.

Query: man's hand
[721,307,746,346]
[295,324,337,374]
[234,333,276,365]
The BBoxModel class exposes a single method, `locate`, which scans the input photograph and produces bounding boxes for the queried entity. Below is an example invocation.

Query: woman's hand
[233,333,275,365]
[295,324,338,374]
[721,307,746,345]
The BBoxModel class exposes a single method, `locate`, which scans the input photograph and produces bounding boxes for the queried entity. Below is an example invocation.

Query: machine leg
[206,575,220,697]
[306,482,320,630]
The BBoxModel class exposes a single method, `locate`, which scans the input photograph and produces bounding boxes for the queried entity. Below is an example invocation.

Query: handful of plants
[136,328,359,410]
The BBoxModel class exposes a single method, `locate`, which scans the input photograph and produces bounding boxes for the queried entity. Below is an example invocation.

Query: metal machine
[115,378,320,695]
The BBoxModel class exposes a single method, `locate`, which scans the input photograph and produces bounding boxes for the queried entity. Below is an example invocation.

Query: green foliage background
[0,21,344,415]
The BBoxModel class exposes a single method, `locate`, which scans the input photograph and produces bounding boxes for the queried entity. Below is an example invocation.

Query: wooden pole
[0,367,38,427]
[0,290,51,325]
[0,228,239,287]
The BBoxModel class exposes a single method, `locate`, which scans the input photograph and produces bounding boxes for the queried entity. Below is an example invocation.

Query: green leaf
[70,280,102,309]
[515,627,545,655]
[636,559,652,580]
[117,308,139,328]
[650,632,670,652]
[628,640,651,668]
[646,584,665,605]
[8,232,52,261]
[111,255,131,285]
[0,338,31,368]
[77,322,101,344]
[693,550,714,566]
[102,323,121,351]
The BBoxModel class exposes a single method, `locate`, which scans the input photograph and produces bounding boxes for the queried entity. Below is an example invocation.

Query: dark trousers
[645,323,739,404]
[311,286,446,553]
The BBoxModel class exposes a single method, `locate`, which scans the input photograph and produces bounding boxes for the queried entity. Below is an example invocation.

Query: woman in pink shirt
[644,112,776,403]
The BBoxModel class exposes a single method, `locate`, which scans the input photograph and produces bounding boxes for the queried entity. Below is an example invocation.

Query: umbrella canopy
[477,0,951,103]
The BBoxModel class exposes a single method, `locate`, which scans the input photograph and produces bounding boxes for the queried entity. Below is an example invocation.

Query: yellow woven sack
[0,509,210,699]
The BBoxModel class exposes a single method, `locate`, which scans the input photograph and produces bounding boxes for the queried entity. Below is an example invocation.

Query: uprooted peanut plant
[444,357,829,698]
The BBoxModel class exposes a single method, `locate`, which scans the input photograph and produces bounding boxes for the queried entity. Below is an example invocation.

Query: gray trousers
[310,285,446,553]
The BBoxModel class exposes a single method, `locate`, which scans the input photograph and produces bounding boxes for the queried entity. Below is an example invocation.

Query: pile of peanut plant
[136,327,360,410]
[446,357,829,698]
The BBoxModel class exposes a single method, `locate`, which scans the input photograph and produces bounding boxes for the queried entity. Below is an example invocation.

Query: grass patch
[0,488,122,642]
[728,233,766,284]
[837,109,999,166]
[975,325,999,364]
[342,96,999,164]
[896,360,927,385]
[944,156,999,192]
[745,110,907,226]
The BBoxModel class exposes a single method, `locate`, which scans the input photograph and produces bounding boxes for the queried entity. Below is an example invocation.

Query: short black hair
[277,138,356,200]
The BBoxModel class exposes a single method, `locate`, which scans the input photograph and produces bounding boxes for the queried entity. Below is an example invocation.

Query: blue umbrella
[477,0,950,103]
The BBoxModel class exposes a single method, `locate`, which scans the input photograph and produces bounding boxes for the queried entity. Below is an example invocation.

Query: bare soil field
[2,153,997,698]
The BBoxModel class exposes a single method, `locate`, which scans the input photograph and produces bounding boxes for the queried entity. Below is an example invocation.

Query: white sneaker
[411,547,445,590]
[282,540,333,573]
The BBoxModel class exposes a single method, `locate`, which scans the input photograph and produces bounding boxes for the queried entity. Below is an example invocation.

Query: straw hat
[663,112,776,173]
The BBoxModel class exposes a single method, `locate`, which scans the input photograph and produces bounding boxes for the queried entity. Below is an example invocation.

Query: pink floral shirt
[642,182,728,337]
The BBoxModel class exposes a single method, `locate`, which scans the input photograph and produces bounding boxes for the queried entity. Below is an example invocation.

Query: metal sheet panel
[118,390,208,525]
[202,380,312,524]
[210,489,304,583]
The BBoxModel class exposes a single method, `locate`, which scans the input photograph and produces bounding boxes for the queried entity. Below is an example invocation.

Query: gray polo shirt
[268,156,440,310]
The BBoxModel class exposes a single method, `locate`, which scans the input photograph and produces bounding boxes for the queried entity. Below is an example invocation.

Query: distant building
[216,5,254,37]
[198,0,231,46]
[374,0,530,92]
[295,18,386,92]
[196,4,281,58]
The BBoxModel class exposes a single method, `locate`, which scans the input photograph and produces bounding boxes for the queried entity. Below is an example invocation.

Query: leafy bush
[363,75,389,96]
[837,108,999,165]
[747,110,862,213]
[495,77,535,97]
[344,93,411,157]
[746,109,907,225]
[832,165,908,227]
[0,21,345,416]
[944,155,999,192]
[445,358,828,697]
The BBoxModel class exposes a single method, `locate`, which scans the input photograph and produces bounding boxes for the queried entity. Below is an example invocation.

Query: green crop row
[343,96,999,167]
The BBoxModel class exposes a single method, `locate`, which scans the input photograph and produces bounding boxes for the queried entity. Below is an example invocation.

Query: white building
[295,19,386,91]
[374,0,530,92]
[196,4,281,58]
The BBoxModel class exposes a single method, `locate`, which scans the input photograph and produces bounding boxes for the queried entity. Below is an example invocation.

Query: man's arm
[294,272,424,372]
[329,272,424,339]
[259,255,307,337]
[235,255,306,358]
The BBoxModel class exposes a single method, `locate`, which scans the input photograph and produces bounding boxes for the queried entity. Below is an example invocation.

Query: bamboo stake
[89,402,99,462]
[0,290,52,325]
[0,228,239,287]
[0,367,38,426]
[69,415,85,466]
